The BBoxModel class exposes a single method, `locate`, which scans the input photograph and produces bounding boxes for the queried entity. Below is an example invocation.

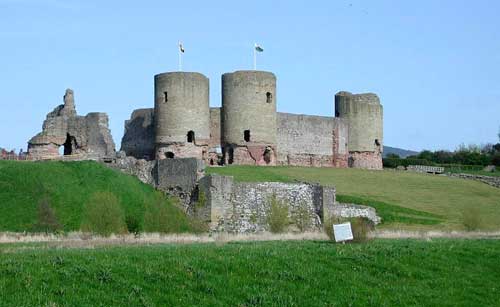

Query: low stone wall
[196,174,381,233]
[330,203,381,224]
[407,165,445,174]
[197,175,332,233]
[448,173,500,188]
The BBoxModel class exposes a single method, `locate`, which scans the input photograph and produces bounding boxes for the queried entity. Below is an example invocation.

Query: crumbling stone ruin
[121,70,384,169]
[27,89,115,160]
[0,148,27,160]
[24,72,384,233]
[110,155,380,233]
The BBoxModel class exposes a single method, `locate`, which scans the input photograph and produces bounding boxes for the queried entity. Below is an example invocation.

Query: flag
[179,42,185,53]
[255,43,264,52]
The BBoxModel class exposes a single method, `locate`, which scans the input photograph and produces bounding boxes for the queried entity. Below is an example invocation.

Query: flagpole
[253,43,256,70]
[178,47,182,71]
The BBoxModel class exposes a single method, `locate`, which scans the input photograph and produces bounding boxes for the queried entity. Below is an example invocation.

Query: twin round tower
[123,70,383,169]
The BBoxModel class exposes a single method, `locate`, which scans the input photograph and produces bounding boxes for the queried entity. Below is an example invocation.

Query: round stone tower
[221,70,277,165]
[154,72,210,160]
[335,91,383,169]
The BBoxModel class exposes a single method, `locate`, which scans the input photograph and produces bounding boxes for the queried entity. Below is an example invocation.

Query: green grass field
[0,160,195,233]
[1,239,499,306]
[207,166,500,230]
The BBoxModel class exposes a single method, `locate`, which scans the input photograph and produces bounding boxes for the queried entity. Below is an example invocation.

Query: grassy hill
[383,145,419,158]
[2,161,499,232]
[207,166,500,230]
[0,160,194,233]
[1,239,499,306]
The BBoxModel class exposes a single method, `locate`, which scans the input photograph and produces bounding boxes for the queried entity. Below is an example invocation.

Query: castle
[28,70,383,169]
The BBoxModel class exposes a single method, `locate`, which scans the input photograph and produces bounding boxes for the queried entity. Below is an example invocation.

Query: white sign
[333,222,353,242]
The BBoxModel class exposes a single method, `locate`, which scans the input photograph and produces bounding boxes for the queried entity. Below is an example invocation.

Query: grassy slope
[1,240,499,306]
[207,166,500,230]
[0,160,192,232]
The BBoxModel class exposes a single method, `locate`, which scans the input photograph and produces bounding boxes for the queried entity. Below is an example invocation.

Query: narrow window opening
[164,92,168,102]
[166,152,175,158]
[228,148,234,165]
[210,159,214,165]
[266,92,272,103]
[375,139,380,146]
[187,130,195,143]
[244,130,251,142]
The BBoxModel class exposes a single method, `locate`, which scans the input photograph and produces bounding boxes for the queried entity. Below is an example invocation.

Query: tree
[385,153,400,159]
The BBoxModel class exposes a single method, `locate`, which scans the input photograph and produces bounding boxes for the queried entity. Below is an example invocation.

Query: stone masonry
[27,89,115,160]
[120,70,383,170]
[196,174,380,233]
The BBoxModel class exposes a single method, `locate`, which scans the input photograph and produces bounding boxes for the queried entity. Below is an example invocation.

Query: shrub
[462,207,482,231]
[32,197,62,233]
[81,192,127,236]
[323,216,374,243]
[350,217,375,243]
[193,188,207,214]
[292,204,312,232]
[125,215,141,235]
[143,196,181,233]
[266,194,289,233]
[188,217,210,234]
[492,153,500,167]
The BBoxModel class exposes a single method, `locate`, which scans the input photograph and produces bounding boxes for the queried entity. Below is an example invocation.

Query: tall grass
[266,195,289,233]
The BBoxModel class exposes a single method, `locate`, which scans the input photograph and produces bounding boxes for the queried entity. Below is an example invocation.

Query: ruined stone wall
[349,152,383,169]
[209,108,222,148]
[276,113,348,167]
[330,203,381,224]
[122,107,352,168]
[196,174,380,233]
[28,89,115,160]
[109,156,204,208]
[121,108,155,160]
[198,174,331,233]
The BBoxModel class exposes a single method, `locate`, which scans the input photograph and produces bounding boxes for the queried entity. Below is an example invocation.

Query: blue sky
[1,0,499,152]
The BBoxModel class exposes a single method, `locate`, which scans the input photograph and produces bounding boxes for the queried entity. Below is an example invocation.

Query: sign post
[333,222,354,243]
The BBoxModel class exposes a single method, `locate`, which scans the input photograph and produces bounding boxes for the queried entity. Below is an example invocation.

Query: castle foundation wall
[349,151,383,169]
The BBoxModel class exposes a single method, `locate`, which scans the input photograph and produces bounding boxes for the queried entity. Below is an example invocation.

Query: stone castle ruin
[28,71,383,169]
[120,70,384,169]
[25,70,384,232]
[27,89,115,160]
